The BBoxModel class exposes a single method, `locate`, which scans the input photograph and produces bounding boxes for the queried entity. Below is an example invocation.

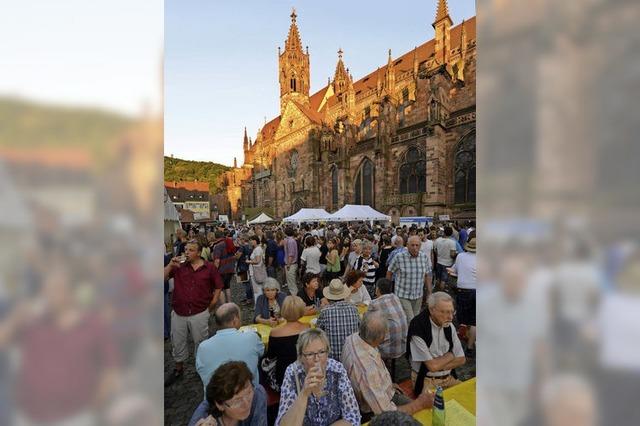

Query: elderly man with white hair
[342,311,434,422]
[407,292,466,393]
[387,235,432,322]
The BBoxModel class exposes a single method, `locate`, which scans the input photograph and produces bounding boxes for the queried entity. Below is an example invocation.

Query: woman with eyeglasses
[188,360,267,426]
[275,329,361,426]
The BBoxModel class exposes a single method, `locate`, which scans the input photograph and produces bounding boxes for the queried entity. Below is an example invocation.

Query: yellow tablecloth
[238,323,273,346]
[299,304,368,326]
[413,378,476,424]
[363,378,476,425]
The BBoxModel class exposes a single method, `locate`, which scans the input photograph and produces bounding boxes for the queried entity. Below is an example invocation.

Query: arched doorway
[292,198,306,215]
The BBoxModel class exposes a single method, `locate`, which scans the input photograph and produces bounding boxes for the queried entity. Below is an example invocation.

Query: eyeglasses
[302,349,328,360]
[223,385,254,409]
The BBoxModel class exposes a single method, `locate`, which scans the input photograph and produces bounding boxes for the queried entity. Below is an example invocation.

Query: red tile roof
[164,181,210,192]
[258,17,476,137]
[0,147,91,170]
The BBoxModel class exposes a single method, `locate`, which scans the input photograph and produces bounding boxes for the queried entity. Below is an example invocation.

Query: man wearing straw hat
[316,279,360,361]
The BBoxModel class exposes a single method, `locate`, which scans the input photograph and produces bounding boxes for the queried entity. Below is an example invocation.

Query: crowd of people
[165,220,477,425]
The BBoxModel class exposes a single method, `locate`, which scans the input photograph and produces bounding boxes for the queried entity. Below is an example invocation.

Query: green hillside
[164,156,230,194]
[0,97,132,152]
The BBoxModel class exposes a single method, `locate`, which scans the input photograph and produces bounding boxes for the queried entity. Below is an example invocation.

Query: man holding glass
[164,239,223,386]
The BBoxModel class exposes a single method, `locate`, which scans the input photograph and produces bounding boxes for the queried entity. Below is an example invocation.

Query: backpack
[406,309,454,395]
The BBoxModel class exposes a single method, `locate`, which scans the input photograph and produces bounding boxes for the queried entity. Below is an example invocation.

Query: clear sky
[165,0,475,167]
[0,0,163,116]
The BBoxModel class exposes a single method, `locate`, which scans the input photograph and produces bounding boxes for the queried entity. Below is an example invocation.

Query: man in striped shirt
[342,311,434,421]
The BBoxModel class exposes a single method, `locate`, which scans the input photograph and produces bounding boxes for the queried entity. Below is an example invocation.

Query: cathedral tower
[279,8,310,115]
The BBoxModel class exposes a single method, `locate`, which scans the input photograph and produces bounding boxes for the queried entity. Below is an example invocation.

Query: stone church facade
[221,0,476,224]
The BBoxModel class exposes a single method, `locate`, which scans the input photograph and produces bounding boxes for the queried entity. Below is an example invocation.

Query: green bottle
[432,386,445,426]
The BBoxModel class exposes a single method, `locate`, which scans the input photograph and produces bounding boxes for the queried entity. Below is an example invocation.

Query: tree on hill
[164,156,230,194]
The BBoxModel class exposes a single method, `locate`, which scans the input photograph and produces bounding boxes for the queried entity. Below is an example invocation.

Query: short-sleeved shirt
[276,359,361,426]
[212,239,235,275]
[434,237,458,266]
[284,237,298,266]
[368,294,408,359]
[265,239,279,265]
[249,245,264,277]
[355,256,377,288]
[451,252,477,289]
[409,319,464,377]
[196,329,265,396]
[341,334,395,414]
[169,261,223,316]
[420,239,434,258]
[347,285,371,305]
[17,314,120,423]
[301,246,322,274]
[316,302,360,361]
[387,251,431,300]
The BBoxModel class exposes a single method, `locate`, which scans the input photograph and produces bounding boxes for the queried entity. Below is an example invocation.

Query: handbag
[253,259,267,284]
[260,356,280,392]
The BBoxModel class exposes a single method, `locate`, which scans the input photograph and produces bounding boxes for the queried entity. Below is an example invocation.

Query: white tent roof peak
[248,212,275,224]
[328,204,391,222]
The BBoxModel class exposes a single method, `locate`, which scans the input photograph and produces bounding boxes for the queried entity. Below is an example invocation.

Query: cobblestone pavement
[164,275,476,426]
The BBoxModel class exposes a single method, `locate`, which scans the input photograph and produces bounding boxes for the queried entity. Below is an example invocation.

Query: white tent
[247,212,275,224]
[283,208,331,223]
[328,204,391,222]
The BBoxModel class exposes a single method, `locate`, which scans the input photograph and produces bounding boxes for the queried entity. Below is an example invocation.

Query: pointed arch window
[354,158,374,205]
[454,133,476,204]
[290,77,297,92]
[399,147,426,194]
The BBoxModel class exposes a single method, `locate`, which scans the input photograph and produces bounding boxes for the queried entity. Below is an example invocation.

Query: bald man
[387,236,432,322]
[196,303,264,395]
[342,311,433,421]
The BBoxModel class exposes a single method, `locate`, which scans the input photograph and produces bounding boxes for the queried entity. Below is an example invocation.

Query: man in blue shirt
[196,303,264,396]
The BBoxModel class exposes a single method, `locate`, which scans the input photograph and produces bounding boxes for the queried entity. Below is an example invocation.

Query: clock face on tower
[290,150,299,171]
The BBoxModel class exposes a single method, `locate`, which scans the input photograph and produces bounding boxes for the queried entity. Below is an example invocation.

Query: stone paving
[164,276,475,426]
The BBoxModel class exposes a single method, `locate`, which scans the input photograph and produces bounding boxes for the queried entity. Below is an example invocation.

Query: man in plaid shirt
[368,278,408,359]
[317,279,361,360]
[387,235,432,322]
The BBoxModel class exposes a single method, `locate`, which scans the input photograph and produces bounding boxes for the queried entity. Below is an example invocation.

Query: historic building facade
[221,0,476,224]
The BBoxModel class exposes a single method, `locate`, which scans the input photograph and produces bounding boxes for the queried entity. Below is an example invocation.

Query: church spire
[432,0,453,65]
[243,126,248,151]
[434,0,452,25]
[233,157,237,168]
[279,8,310,113]
[285,7,303,53]
[332,48,355,116]
[333,48,350,93]
[384,49,395,94]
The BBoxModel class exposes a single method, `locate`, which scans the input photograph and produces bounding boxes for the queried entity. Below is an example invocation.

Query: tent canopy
[328,204,391,222]
[283,208,331,223]
[247,212,275,224]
